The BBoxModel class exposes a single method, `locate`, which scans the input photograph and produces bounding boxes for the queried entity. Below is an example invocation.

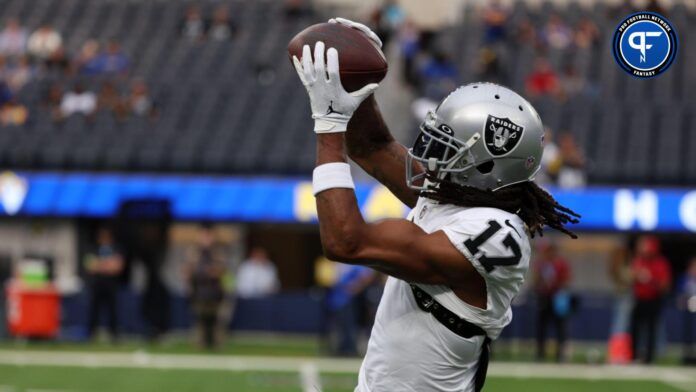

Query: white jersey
[356,197,531,392]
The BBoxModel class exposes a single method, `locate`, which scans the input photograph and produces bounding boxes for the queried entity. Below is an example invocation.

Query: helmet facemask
[406,110,482,191]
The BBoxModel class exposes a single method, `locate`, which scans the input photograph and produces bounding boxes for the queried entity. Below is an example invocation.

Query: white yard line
[0,350,360,373]
[0,349,694,389]
[488,362,694,383]
[26,389,73,392]
[299,361,322,392]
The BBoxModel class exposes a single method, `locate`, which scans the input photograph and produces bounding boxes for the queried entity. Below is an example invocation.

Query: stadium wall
[4,171,696,232]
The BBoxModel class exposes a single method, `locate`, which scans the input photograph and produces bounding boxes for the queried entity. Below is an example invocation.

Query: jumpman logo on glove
[326,101,344,116]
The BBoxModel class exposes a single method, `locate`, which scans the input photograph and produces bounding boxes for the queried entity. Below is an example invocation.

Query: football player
[292,18,579,392]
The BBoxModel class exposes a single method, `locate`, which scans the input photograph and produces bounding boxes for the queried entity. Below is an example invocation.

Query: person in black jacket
[85,226,124,341]
[184,225,227,350]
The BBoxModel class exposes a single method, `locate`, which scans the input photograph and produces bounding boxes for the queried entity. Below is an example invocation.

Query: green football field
[0,365,686,392]
[0,336,693,392]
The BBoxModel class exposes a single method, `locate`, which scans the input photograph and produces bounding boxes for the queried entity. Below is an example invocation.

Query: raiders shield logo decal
[484,115,524,156]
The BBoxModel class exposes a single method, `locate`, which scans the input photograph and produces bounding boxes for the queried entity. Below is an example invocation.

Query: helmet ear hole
[476,161,494,174]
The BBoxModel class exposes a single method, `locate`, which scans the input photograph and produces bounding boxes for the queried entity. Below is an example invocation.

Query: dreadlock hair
[421,174,581,239]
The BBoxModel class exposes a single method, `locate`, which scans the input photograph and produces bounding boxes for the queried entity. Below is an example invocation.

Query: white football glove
[292,41,378,133]
[328,17,383,48]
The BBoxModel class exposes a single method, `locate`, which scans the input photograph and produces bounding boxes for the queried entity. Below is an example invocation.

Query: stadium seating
[0,0,694,185]
[0,0,317,175]
[448,1,696,185]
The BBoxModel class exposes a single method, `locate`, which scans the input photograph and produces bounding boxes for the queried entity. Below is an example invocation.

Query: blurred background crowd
[0,0,695,370]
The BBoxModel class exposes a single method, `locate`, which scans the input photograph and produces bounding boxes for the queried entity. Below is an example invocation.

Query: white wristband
[313,115,350,134]
[312,162,355,195]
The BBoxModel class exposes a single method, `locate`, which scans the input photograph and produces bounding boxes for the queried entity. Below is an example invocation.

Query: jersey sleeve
[440,209,531,283]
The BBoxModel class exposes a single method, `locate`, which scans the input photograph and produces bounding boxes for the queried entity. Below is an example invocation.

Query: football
[288,22,388,92]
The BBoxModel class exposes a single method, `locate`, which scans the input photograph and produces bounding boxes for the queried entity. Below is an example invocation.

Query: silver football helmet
[406,82,544,191]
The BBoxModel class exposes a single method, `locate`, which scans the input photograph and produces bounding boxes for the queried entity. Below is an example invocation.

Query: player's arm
[347,96,423,208]
[329,17,423,208]
[315,133,474,284]
[292,43,475,285]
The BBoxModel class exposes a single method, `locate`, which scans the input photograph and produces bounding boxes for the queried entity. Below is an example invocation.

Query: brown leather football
[288,22,388,92]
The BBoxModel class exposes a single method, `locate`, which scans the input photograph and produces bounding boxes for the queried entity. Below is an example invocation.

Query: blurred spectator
[42,83,63,121]
[574,18,600,49]
[556,132,586,188]
[370,0,405,47]
[542,13,573,50]
[327,264,375,356]
[97,81,127,120]
[379,0,405,31]
[525,58,560,98]
[477,47,507,84]
[607,241,635,364]
[0,81,12,108]
[630,236,672,364]
[537,128,561,186]
[0,97,28,126]
[482,0,508,44]
[678,257,696,363]
[421,51,458,83]
[419,51,459,100]
[533,240,573,362]
[128,80,157,118]
[208,5,236,41]
[398,19,420,87]
[236,247,279,298]
[27,24,62,60]
[85,226,124,341]
[60,82,96,117]
[6,55,33,92]
[0,19,27,57]
[87,40,129,75]
[44,45,70,74]
[184,225,228,350]
[74,39,100,74]
[514,18,537,48]
[180,5,206,41]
